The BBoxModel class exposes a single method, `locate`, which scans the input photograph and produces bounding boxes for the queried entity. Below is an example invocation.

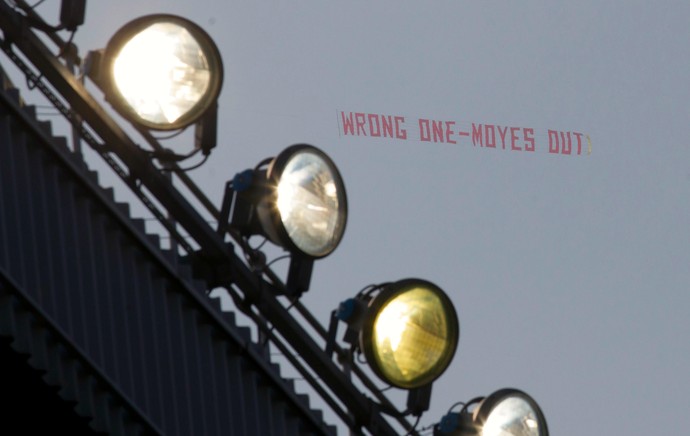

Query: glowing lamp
[434,389,549,436]
[102,14,223,130]
[359,279,459,389]
[474,389,548,436]
[256,144,347,259]
[219,144,346,294]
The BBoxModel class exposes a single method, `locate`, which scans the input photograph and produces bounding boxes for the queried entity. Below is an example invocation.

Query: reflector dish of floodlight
[475,389,549,436]
[102,14,223,130]
[360,279,459,389]
[257,144,347,258]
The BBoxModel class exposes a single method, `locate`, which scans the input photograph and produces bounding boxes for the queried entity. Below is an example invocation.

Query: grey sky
[15,1,690,434]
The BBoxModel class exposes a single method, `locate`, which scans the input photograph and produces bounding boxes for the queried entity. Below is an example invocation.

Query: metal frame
[0,2,416,434]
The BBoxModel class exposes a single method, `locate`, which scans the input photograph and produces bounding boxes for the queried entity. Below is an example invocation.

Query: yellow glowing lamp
[102,15,223,130]
[360,279,459,389]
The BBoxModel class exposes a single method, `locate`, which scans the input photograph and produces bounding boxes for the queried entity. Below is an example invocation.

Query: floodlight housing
[474,389,548,436]
[359,279,459,389]
[435,389,549,436]
[255,144,348,259]
[101,14,223,131]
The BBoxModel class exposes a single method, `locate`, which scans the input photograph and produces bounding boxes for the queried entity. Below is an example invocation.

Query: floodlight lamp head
[436,389,549,436]
[255,144,348,259]
[101,14,223,131]
[473,389,549,436]
[358,278,459,389]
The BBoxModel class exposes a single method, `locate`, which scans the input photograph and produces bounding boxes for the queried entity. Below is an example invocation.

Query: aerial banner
[337,110,591,156]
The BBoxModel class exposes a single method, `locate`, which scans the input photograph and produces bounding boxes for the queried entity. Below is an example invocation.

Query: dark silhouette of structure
[0,72,336,435]
[0,2,429,434]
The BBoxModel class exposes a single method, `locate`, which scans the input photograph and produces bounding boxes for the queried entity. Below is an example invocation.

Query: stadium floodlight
[434,388,549,436]
[257,144,347,258]
[337,278,459,390]
[101,14,223,131]
[225,144,347,260]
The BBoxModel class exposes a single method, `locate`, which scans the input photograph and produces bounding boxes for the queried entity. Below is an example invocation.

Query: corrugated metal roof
[0,76,336,435]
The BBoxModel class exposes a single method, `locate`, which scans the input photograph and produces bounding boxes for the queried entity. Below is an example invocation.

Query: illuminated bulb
[113,23,210,125]
[271,147,346,258]
[479,391,548,436]
[104,15,223,130]
[361,279,459,389]
[374,299,409,351]
[371,287,451,386]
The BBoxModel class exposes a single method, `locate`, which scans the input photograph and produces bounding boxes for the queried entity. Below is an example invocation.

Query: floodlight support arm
[195,101,218,155]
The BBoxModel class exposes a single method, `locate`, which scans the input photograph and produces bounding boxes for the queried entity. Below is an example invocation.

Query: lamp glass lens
[113,22,211,126]
[276,151,345,257]
[482,396,541,436]
[371,287,453,387]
